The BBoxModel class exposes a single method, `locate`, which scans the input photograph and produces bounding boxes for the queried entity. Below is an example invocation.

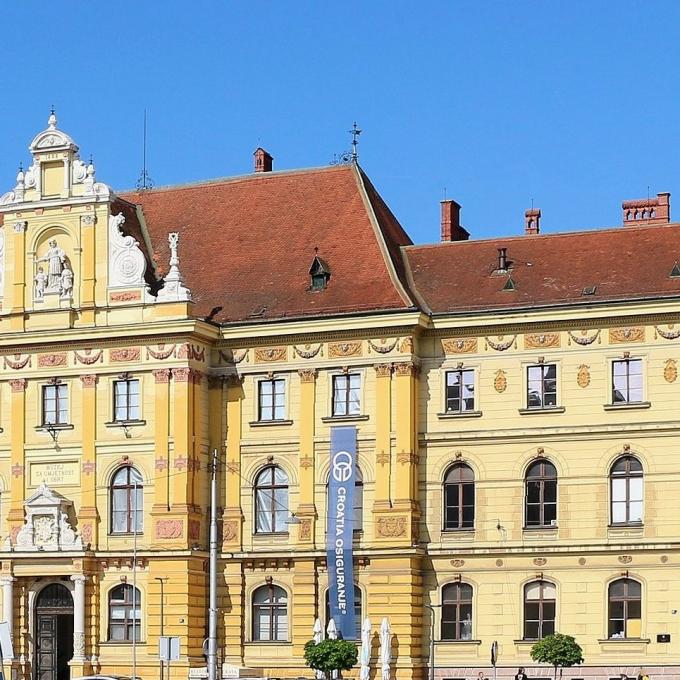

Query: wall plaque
[30,461,80,487]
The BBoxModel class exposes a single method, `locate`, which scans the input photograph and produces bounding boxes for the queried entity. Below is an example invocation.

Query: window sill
[603,401,651,411]
[99,640,147,646]
[248,419,293,427]
[442,528,476,535]
[523,525,558,531]
[434,639,481,646]
[244,640,292,646]
[518,406,565,415]
[35,424,74,432]
[597,638,650,645]
[437,411,482,419]
[105,420,146,428]
[514,639,543,645]
[321,414,369,423]
[522,527,558,540]
[253,532,289,538]
[109,532,145,538]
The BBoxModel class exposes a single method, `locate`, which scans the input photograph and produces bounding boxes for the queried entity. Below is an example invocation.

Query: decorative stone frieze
[442,338,478,354]
[110,347,140,362]
[147,344,176,360]
[73,349,103,365]
[155,519,183,539]
[368,338,398,354]
[664,359,678,383]
[328,341,362,358]
[567,329,601,345]
[254,346,287,363]
[293,344,322,359]
[524,332,560,349]
[655,324,680,340]
[376,516,406,538]
[493,369,507,393]
[486,335,516,351]
[577,364,591,388]
[3,354,31,370]
[609,327,645,343]
[39,353,67,368]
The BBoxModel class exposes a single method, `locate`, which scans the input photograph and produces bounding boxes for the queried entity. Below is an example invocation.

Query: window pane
[525,583,541,600]
[612,501,627,523]
[629,478,643,501]
[611,478,627,502]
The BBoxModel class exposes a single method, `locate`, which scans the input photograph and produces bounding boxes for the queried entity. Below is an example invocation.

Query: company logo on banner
[327,426,357,639]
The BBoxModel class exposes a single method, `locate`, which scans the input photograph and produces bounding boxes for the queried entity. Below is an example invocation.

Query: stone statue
[60,263,73,298]
[35,267,47,299]
[36,239,66,291]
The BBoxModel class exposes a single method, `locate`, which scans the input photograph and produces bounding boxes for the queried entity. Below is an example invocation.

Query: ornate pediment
[9,483,82,551]
[29,112,78,153]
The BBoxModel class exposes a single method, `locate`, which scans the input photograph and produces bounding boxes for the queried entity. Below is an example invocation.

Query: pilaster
[222,375,244,550]
[79,375,98,548]
[296,369,317,546]
[373,363,393,511]
[10,220,27,331]
[152,368,171,512]
[222,561,245,666]
[291,560,317,658]
[8,378,27,535]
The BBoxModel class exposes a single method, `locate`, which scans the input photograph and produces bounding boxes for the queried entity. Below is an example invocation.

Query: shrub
[304,639,358,677]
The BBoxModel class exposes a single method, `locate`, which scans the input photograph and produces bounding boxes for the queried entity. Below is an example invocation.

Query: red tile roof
[119,164,414,323]
[403,223,680,315]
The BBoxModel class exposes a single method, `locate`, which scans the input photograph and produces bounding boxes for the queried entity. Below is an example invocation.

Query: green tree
[530,633,584,680]
[304,639,358,678]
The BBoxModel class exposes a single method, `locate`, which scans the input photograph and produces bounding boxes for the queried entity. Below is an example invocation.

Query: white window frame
[40,381,70,426]
[328,369,365,418]
[253,374,290,422]
[112,376,142,422]
[442,366,477,414]
[609,356,645,405]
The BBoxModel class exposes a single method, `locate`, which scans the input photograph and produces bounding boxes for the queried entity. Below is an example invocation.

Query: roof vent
[502,276,516,291]
[309,254,330,291]
[254,147,273,173]
[440,199,470,242]
[497,247,509,273]
[525,208,541,236]
[622,192,670,226]
[670,262,680,278]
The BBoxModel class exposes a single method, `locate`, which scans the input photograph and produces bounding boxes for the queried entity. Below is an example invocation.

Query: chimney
[253,147,273,173]
[525,208,541,235]
[440,199,470,242]
[622,192,670,226]
[497,247,508,272]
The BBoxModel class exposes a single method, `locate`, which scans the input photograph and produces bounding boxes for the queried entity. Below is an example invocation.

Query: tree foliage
[530,634,584,680]
[304,639,358,676]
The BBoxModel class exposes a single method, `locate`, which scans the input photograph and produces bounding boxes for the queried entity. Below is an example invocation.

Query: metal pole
[155,578,167,680]
[424,604,435,680]
[207,449,219,680]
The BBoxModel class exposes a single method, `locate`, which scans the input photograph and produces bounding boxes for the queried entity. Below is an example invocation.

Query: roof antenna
[136,109,154,191]
[349,122,362,163]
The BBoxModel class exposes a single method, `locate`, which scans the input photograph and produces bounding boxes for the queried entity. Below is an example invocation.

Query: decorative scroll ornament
[442,338,478,354]
[3,353,31,370]
[664,359,678,383]
[177,343,205,362]
[294,343,323,359]
[577,364,591,388]
[156,232,191,302]
[255,346,287,363]
[399,337,414,353]
[368,338,398,354]
[146,344,176,360]
[38,353,67,368]
[494,369,507,393]
[486,335,516,351]
[618,555,632,564]
[524,333,560,349]
[376,516,407,538]
[655,325,680,340]
[533,557,547,566]
[567,329,601,346]
[450,559,465,567]
[328,341,362,358]
[609,327,645,344]
[73,349,103,365]
[108,213,149,291]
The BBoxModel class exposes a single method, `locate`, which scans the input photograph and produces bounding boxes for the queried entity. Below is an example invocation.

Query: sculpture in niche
[35,239,73,298]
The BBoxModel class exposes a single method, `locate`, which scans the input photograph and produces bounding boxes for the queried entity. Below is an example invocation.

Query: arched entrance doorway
[35,583,74,680]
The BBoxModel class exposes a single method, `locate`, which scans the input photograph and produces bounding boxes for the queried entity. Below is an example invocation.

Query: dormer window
[309,255,330,291]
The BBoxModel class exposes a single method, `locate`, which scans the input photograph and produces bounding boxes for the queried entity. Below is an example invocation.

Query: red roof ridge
[117,163,350,197]
[404,220,680,250]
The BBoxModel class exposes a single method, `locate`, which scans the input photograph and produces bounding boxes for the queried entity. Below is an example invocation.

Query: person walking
[515,668,528,680]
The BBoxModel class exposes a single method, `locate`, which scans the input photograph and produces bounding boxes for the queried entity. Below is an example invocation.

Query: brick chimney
[253,147,273,173]
[622,192,670,226]
[440,199,470,242]
[525,208,541,235]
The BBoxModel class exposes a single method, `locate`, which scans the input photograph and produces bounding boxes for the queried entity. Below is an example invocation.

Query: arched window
[610,456,643,525]
[441,582,473,640]
[523,580,556,640]
[324,586,362,639]
[326,468,363,533]
[443,463,475,530]
[110,466,143,534]
[255,466,289,533]
[108,584,141,641]
[252,584,288,641]
[525,460,557,527]
[608,578,642,638]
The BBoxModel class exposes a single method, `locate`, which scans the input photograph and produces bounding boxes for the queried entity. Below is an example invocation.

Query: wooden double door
[35,585,74,680]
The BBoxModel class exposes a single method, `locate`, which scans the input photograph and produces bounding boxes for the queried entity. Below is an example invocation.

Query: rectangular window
[527,364,557,408]
[445,369,475,413]
[114,379,141,421]
[42,384,68,425]
[257,379,286,421]
[332,374,361,417]
[612,359,643,403]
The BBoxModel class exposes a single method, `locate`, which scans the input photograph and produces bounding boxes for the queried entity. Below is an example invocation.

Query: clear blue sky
[1,1,679,243]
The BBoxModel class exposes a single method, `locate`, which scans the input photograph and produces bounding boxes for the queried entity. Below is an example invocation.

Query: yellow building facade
[0,115,679,680]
